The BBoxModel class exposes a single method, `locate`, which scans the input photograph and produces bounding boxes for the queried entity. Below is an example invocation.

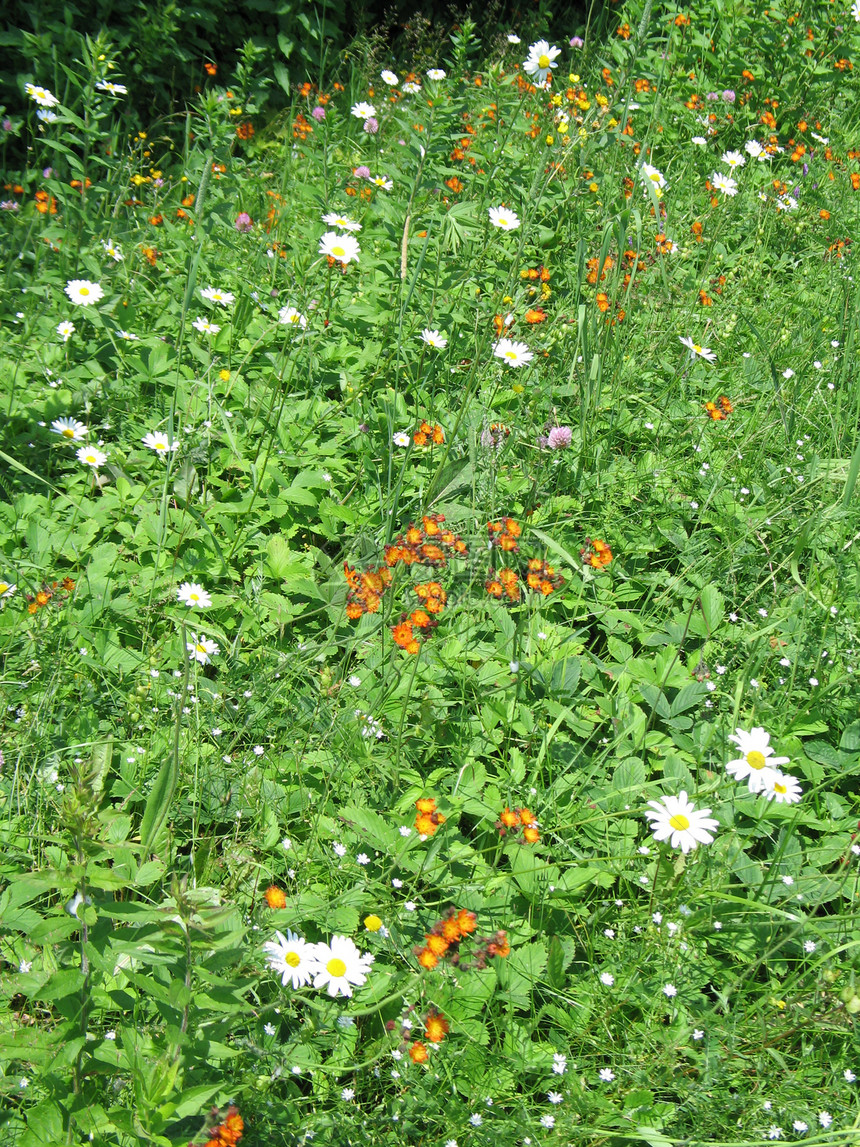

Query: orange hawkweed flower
[500,807,520,828]
[409,1041,429,1063]
[425,1011,449,1043]
[441,917,462,943]
[487,931,511,958]
[456,909,477,934]
[204,62,218,76]
[523,825,540,844]
[425,933,449,957]
[596,291,610,312]
[582,538,613,568]
[851,173,860,190]
[417,948,438,970]
[264,885,287,909]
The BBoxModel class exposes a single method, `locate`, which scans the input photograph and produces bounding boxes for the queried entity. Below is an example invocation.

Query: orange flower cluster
[202,1106,244,1147]
[264,885,287,909]
[414,907,478,969]
[526,557,564,595]
[236,122,254,140]
[414,796,446,836]
[704,395,733,421]
[204,62,217,76]
[70,178,92,193]
[344,563,393,619]
[35,189,57,214]
[384,514,467,569]
[405,1009,449,1064]
[293,113,313,141]
[581,538,613,569]
[26,577,75,615]
[413,421,444,447]
[524,307,546,324]
[586,255,613,285]
[498,806,540,844]
[486,566,521,601]
[487,518,521,552]
[141,245,158,266]
[392,595,440,653]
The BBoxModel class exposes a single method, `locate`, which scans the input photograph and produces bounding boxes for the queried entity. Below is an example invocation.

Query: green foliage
[1,3,860,1146]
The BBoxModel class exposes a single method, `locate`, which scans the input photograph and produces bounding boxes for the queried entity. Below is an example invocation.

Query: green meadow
[1,1,860,1143]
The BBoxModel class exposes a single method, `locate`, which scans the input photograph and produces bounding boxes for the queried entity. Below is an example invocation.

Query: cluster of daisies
[645,728,803,855]
[263,930,373,998]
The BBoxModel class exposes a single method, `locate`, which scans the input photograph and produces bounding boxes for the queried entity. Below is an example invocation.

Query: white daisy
[350,101,376,120]
[640,163,666,190]
[192,316,221,334]
[117,330,139,340]
[507,33,522,43]
[711,171,739,196]
[726,727,789,793]
[57,320,75,341]
[488,205,521,230]
[0,580,17,600]
[493,338,533,367]
[51,417,87,441]
[141,431,178,454]
[380,70,399,85]
[402,81,421,94]
[644,792,719,853]
[102,239,123,261]
[263,930,321,989]
[96,80,128,95]
[278,305,308,328]
[762,770,803,805]
[176,582,212,608]
[369,174,393,189]
[321,211,361,232]
[77,446,108,468]
[200,286,235,306]
[319,231,360,264]
[421,328,447,348]
[523,40,562,85]
[427,69,446,80]
[679,335,716,362]
[65,280,104,306]
[745,140,765,158]
[312,935,373,997]
[721,150,746,168]
[25,83,59,108]
[186,634,220,664]
[393,431,411,447]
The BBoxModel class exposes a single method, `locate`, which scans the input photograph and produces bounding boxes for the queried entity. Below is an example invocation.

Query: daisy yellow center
[195,643,206,653]
[774,781,787,794]
[327,957,347,977]
[189,593,200,602]
[286,951,301,968]
[499,216,509,225]
[155,442,167,450]
[80,287,90,296]
[505,350,517,360]
[669,813,690,831]
[62,428,75,437]
[85,453,96,462]
[746,750,767,770]
[332,245,345,257]
[649,173,661,182]
[538,54,550,68]
[0,584,8,593]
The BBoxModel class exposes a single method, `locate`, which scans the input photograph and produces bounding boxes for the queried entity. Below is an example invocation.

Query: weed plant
[1,3,860,1145]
